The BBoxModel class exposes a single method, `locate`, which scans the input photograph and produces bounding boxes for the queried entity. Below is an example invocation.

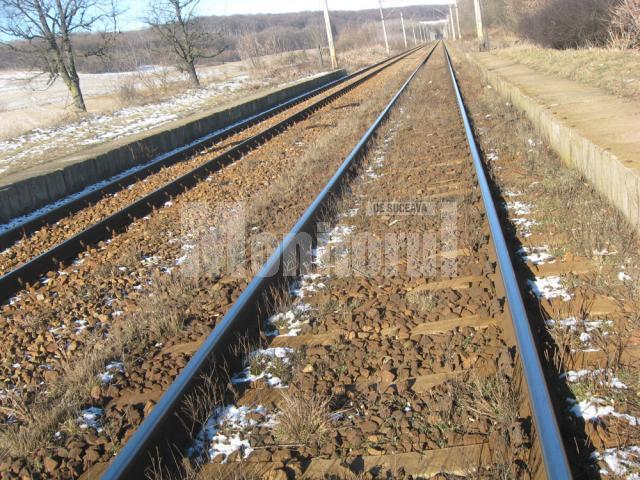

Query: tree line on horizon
[0,0,445,112]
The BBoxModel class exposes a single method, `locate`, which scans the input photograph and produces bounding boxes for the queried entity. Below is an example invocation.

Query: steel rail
[101,42,438,480]
[0,46,427,302]
[0,45,423,250]
[443,44,573,479]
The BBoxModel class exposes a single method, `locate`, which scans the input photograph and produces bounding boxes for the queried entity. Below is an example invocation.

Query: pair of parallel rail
[1,43,572,479]
[102,44,573,479]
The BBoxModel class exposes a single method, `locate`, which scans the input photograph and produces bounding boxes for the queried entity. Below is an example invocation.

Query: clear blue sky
[119,0,451,31]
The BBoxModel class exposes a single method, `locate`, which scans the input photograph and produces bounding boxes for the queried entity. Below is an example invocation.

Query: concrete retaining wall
[470,56,640,232]
[0,70,346,224]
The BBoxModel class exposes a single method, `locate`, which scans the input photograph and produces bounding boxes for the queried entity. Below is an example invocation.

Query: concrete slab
[470,53,640,231]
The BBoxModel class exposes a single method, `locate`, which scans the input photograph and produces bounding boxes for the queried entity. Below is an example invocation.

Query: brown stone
[90,385,102,400]
[264,469,288,480]
[367,446,384,456]
[247,448,271,462]
[43,456,59,473]
[360,420,378,434]
[380,370,396,384]
[83,447,101,463]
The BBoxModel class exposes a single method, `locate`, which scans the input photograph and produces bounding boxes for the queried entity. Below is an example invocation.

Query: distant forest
[0,6,446,73]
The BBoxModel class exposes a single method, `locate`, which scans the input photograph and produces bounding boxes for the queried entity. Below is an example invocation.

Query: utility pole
[454,0,462,40]
[400,12,408,49]
[412,21,417,45]
[322,0,338,69]
[448,5,456,40]
[473,0,487,49]
[378,0,390,55]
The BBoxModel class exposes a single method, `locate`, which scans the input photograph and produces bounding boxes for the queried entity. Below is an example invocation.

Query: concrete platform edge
[0,70,346,224]
[467,54,640,232]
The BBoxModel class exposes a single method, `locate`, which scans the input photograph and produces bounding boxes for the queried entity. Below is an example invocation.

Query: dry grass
[405,290,438,313]
[456,371,519,433]
[0,336,106,459]
[495,44,640,99]
[178,371,223,436]
[273,389,332,446]
[0,270,201,463]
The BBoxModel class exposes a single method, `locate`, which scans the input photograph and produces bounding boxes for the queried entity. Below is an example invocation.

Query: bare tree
[608,0,640,49]
[0,0,119,112]
[144,0,225,87]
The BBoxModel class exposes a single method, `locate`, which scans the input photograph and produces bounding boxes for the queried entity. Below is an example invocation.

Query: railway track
[89,43,574,480]
[0,48,433,479]
[0,46,423,294]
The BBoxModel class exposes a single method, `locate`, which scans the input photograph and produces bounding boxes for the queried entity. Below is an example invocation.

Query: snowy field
[0,57,326,180]
[0,61,260,178]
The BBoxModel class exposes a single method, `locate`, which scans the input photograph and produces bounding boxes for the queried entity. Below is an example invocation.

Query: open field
[0,46,392,181]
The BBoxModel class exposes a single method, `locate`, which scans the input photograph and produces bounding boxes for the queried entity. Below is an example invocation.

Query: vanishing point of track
[99,43,573,479]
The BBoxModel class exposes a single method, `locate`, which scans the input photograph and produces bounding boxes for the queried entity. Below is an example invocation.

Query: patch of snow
[527,276,572,301]
[594,446,640,478]
[511,217,537,237]
[189,404,275,463]
[78,407,103,432]
[342,208,359,218]
[563,369,627,389]
[74,319,89,334]
[265,303,311,336]
[505,201,532,215]
[231,347,293,388]
[99,361,124,383]
[517,245,554,265]
[594,248,617,257]
[618,271,632,282]
[568,397,640,426]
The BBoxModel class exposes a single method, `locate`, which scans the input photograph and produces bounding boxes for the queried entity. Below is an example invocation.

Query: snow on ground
[619,271,632,282]
[568,397,640,426]
[77,406,103,433]
[565,367,639,429]
[527,276,572,301]
[231,347,294,388]
[265,303,312,337]
[99,361,125,384]
[504,200,532,216]
[594,446,640,479]
[511,217,537,237]
[563,369,628,389]
[189,404,276,463]
[0,75,251,176]
[546,317,612,351]
[517,245,555,265]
